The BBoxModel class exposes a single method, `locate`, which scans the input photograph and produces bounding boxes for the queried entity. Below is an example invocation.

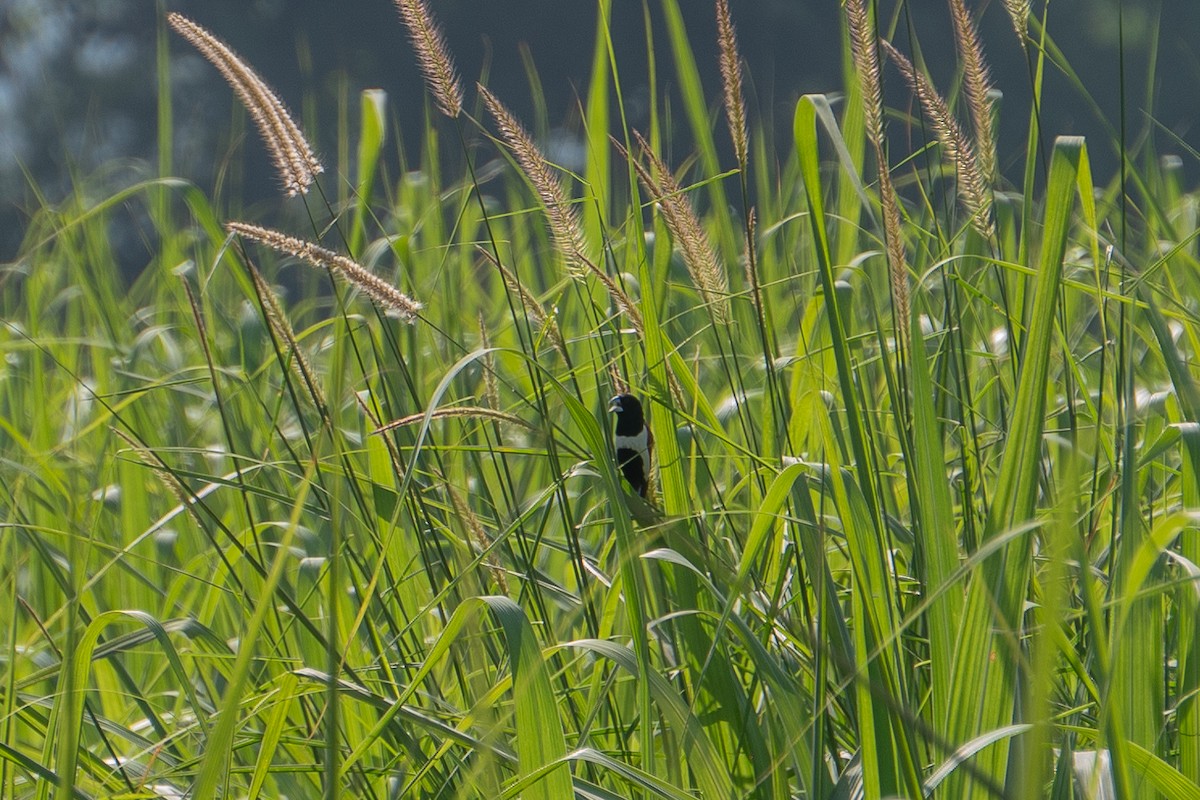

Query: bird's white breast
[614,427,650,461]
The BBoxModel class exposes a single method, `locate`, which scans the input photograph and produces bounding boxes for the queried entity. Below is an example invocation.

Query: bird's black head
[608,393,645,434]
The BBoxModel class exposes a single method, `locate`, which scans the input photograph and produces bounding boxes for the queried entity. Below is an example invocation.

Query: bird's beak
[608,396,623,414]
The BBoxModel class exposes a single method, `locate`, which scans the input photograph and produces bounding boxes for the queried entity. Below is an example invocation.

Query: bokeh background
[3,0,1197,260]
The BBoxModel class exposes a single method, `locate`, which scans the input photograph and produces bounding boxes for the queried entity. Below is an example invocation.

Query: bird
[608,394,652,497]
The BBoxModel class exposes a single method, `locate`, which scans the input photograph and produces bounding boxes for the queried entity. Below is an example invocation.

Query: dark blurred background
[2,0,1197,262]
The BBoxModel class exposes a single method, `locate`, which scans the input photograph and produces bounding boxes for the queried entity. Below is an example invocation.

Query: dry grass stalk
[227,222,422,322]
[576,252,645,334]
[846,0,910,349]
[247,263,328,413]
[715,0,749,168]
[354,393,406,478]
[113,428,206,529]
[444,479,509,593]
[882,40,994,240]
[477,83,589,278]
[374,405,534,434]
[742,207,760,307]
[948,0,997,184]
[478,313,500,410]
[477,247,567,357]
[393,0,463,118]
[167,13,321,197]
[627,130,730,325]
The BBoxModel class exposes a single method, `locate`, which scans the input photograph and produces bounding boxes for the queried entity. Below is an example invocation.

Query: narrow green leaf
[794,94,922,800]
[349,89,387,255]
[943,136,1088,796]
[908,309,961,721]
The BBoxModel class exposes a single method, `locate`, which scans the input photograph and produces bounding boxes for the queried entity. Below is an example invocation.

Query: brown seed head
[228,222,422,322]
[393,0,464,118]
[882,40,994,240]
[167,13,322,197]
[715,0,749,168]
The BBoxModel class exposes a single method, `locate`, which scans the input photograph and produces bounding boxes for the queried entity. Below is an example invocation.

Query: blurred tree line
[2,0,1196,262]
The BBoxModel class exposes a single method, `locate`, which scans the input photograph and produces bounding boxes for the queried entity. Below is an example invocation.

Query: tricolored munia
[608,394,652,497]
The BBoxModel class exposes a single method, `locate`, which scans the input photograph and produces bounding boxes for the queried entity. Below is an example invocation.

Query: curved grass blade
[340,595,572,798]
[349,89,387,255]
[52,610,208,800]
[189,473,314,800]
[564,638,736,799]
[795,94,922,800]
[941,136,1092,797]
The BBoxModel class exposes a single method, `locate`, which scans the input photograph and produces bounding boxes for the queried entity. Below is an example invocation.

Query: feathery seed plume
[354,393,407,479]
[113,428,206,529]
[478,314,500,410]
[715,0,749,168]
[846,0,910,349]
[247,263,328,413]
[227,222,422,322]
[628,130,731,325]
[575,252,645,334]
[882,40,994,240]
[609,370,629,398]
[948,0,997,184]
[477,247,567,356]
[479,84,644,331]
[742,207,762,310]
[444,479,508,593]
[1000,0,1031,45]
[393,0,463,118]
[845,0,885,147]
[167,13,322,197]
[477,83,589,278]
[877,163,911,349]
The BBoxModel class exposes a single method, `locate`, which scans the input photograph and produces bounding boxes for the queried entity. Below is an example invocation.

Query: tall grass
[3,1,1200,798]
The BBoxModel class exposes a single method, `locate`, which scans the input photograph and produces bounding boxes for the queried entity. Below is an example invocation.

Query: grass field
[4,1,1200,798]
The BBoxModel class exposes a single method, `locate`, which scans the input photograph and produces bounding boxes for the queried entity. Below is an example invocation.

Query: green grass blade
[656,0,733,253]
[566,639,735,798]
[484,596,574,800]
[191,477,313,800]
[794,94,922,800]
[1126,742,1200,799]
[942,136,1089,797]
[1181,427,1200,784]
[348,89,387,255]
[907,309,961,721]
[582,0,611,246]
